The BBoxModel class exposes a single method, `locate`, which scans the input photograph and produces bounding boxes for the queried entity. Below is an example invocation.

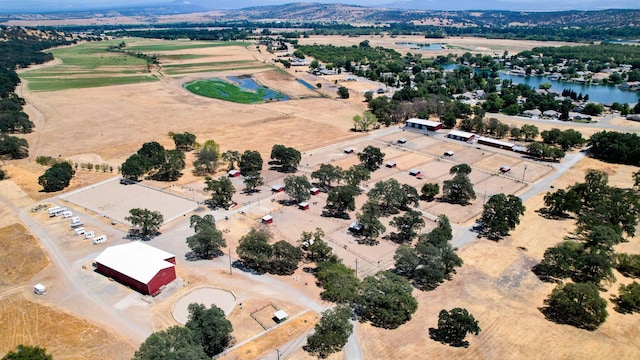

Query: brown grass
[220,310,318,360]
[356,156,640,359]
[0,293,135,359]
[0,223,48,288]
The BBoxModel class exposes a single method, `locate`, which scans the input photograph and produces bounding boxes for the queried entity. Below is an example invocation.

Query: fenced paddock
[61,178,198,225]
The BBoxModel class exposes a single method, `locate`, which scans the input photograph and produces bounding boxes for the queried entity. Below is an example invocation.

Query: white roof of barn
[406,118,442,127]
[94,242,175,284]
[478,137,515,148]
[448,130,475,138]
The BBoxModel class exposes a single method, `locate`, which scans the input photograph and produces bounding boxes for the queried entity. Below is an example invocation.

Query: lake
[441,64,639,104]
[228,76,289,101]
[397,42,445,50]
[497,72,639,105]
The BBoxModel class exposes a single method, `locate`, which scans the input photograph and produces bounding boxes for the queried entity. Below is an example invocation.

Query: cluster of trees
[0,27,73,166]
[38,161,75,192]
[296,42,402,73]
[295,229,419,357]
[393,215,463,290]
[270,144,301,172]
[588,131,640,166]
[1,345,52,360]
[537,170,640,328]
[236,228,303,275]
[125,208,164,239]
[134,303,233,359]
[186,215,226,259]
[121,141,186,182]
[524,127,585,161]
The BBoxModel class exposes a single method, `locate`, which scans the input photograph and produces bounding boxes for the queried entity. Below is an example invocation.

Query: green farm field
[20,39,259,91]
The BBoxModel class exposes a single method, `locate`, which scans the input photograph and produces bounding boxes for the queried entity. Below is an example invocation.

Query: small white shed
[273,309,288,322]
[33,283,46,295]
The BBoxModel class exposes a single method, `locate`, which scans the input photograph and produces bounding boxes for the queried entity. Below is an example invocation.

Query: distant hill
[2,2,640,30]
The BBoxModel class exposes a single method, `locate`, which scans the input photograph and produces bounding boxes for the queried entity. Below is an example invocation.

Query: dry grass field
[3,33,639,360]
[0,293,136,360]
[0,224,48,289]
[354,157,640,360]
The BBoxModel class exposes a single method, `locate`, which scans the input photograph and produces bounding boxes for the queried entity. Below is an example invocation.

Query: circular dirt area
[172,287,236,324]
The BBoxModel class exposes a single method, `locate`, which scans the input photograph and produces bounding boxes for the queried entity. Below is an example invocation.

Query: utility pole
[276,349,281,360]
[355,258,358,278]
[229,248,233,275]
[522,165,528,183]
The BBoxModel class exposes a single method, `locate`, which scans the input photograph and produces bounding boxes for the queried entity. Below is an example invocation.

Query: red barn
[298,202,310,210]
[228,169,241,177]
[272,184,284,192]
[94,242,176,296]
[310,187,320,195]
[262,215,273,224]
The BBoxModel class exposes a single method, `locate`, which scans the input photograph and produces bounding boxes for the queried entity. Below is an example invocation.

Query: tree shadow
[428,328,470,348]
[185,250,224,262]
[538,306,599,331]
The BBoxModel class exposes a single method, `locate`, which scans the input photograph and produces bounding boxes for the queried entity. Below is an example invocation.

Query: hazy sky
[1,0,639,12]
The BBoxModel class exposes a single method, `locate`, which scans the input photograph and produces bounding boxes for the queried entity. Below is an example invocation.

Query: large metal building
[94,242,176,296]
[405,118,443,131]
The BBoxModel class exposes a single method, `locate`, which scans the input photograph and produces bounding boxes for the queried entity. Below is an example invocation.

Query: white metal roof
[94,242,175,284]
[478,137,515,148]
[448,130,475,138]
[406,118,442,127]
[262,215,273,221]
[274,310,288,320]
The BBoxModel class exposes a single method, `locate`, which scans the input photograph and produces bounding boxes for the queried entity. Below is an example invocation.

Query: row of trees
[121,141,186,182]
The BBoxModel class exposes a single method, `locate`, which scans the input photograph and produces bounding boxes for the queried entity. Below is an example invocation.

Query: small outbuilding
[349,221,363,233]
[397,138,407,144]
[33,283,46,295]
[386,162,397,168]
[500,166,511,173]
[448,130,475,142]
[298,202,309,210]
[94,242,176,296]
[444,150,454,156]
[406,118,442,131]
[272,184,284,192]
[409,169,422,176]
[228,169,241,177]
[344,148,355,154]
[273,310,289,323]
[310,187,320,195]
[262,215,273,224]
